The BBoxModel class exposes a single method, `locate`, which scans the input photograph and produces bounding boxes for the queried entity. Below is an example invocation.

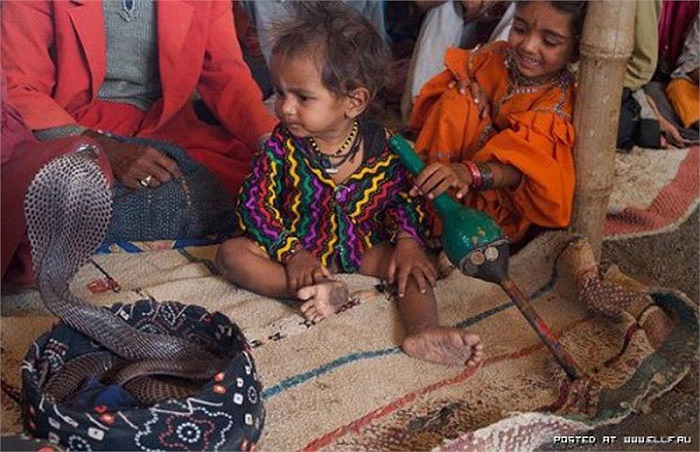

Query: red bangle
[463,161,482,189]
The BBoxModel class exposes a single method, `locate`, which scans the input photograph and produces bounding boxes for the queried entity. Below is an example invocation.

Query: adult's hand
[644,94,688,149]
[82,129,182,189]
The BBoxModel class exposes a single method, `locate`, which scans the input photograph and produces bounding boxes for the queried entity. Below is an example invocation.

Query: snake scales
[24,145,228,405]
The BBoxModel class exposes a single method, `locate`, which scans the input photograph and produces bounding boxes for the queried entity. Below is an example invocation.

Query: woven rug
[1,231,696,451]
[605,146,699,241]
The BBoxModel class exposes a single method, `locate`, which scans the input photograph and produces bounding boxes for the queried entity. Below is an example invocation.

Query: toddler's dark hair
[269,1,391,102]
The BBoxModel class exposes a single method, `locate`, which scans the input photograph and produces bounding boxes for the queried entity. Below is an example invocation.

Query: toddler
[217,2,484,367]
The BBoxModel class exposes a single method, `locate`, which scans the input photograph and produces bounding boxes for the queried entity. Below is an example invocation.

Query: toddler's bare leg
[398,280,484,366]
[360,242,484,367]
[297,280,349,323]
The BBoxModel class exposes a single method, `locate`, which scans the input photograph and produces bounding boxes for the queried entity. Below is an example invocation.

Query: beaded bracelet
[476,163,495,190]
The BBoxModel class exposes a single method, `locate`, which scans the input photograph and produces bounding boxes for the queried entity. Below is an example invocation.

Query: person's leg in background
[401,2,470,125]
[616,87,640,152]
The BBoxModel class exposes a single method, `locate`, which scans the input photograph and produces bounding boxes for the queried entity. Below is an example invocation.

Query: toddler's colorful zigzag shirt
[237,122,427,272]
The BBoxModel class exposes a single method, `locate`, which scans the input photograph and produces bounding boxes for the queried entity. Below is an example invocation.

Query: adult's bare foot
[297,279,349,323]
[402,326,484,366]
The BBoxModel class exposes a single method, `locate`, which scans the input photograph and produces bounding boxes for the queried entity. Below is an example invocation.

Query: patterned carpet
[605,146,699,241]
[1,231,696,451]
[2,146,698,450]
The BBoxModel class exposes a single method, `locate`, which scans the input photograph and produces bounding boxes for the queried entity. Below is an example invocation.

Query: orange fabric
[666,78,700,129]
[410,41,577,243]
[1,1,277,198]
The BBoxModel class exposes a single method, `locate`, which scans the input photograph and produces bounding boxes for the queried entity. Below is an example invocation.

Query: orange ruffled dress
[410,41,576,243]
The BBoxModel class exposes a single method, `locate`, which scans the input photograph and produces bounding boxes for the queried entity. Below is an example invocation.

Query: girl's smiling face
[508,1,576,80]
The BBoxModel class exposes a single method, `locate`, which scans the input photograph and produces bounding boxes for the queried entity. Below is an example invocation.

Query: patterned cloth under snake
[20,144,265,451]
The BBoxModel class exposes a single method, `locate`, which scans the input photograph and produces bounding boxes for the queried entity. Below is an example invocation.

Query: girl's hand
[409,162,471,200]
[285,250,331,294]
[83,130,182,189]
[388,238,437,298]
[448,79,490,119]
[468,81,491,120]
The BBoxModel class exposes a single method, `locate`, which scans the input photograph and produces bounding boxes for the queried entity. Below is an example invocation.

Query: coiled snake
[24,144,227,405]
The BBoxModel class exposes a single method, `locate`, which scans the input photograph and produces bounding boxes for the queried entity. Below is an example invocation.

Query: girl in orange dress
[409,1,587,244]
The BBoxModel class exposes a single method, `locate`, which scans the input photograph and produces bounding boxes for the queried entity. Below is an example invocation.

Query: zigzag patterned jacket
[237,122,427,272]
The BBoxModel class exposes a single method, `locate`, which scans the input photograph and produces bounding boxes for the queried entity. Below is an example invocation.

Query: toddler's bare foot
[402,326,484,366]
[297,279,349,323]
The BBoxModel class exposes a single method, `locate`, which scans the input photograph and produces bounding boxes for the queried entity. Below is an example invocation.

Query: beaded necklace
[471,53,568,152]
[307,119,361,174]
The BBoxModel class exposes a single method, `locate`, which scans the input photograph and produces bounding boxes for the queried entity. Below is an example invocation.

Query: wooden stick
[500,277,581,380]
[571,1,636,261]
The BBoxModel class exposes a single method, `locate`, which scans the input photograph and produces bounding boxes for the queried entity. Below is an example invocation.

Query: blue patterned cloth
[22,300,264,451]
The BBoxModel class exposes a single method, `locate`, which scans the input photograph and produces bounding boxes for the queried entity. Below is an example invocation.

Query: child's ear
[345,87,370,119]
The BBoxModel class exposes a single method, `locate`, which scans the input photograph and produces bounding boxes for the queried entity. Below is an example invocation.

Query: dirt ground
[539,208,700,451]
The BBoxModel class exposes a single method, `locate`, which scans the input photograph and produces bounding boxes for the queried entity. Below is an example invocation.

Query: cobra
[24,144,228,405]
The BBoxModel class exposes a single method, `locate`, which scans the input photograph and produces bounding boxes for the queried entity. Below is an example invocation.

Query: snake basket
[21,299,264,451]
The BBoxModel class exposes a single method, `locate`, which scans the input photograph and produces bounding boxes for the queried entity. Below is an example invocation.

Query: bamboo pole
[571,0,636,261]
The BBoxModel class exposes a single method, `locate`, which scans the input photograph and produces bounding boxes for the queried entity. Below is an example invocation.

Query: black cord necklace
[307,119,361,174]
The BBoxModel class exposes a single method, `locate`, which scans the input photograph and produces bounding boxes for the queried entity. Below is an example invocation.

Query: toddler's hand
[285,250,331,293]
[388,238,437,298]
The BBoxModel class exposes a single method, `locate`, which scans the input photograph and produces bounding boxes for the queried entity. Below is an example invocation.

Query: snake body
[25,145,226,404]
